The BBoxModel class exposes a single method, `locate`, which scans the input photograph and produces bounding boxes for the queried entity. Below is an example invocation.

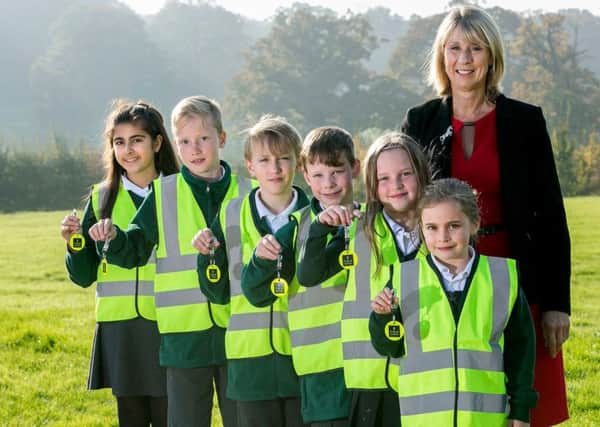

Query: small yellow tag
[385,320,404,341]
[68,233,86,252]
[338,249,357,270]
[270,277,289,297]
[206,264,221,283]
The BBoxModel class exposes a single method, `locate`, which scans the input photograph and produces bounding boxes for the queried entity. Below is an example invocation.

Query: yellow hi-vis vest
[91,183,156,321]
[223,195,305,360]
[392,256,518,427]
[153,173,252,334]
[288,206,356,376]
[342,212,426,391]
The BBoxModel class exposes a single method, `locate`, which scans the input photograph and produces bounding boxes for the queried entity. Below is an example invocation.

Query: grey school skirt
[87,317,166,397]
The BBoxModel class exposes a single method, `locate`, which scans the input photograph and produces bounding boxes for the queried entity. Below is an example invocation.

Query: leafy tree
[147,1,256,104]
[225,4,379,134]
[388,13,445,97]
[574,132,600,194]
[0,138,101,212]
[362,7,409,73]
[0,0,74,138]
[510,14,600,138]
[29,1,172,137]
[552,127,577,196]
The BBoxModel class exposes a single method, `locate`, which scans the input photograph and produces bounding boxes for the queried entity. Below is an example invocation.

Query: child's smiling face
[421,199,480,273]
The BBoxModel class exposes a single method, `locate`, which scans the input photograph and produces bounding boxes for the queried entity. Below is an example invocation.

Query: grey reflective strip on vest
[289,206,344,311]
[343,340,385,360]
[97,186,107,218]
[294,206,313,267]
[154,288,208,308]
[341,221,372,319]
[395,259,508,374]
[291,323,340,346]
[400,391,507,416]
[227,310,289,331]
[96,280,154,297]
[488,257,511,343]
[288,207,344,348]
[288,286,345,311]
[155,175,207,305]
[224,197,246,297]
[236,176,252,196]
[155,175,192,273]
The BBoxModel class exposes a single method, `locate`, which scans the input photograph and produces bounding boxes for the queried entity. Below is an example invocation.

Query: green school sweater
[287,198,351,422]
[65,190,144,287]
[100,162,235,368]
[369,254,538,423]
[198,186,310,401]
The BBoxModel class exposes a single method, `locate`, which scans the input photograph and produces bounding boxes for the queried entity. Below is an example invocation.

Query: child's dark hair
[300,126,356,169]
[100,100,179,219]
[363,132,432,274]
[418,178,480,232]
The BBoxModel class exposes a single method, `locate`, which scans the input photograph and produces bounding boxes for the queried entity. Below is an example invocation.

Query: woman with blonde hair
[401,5,570,426]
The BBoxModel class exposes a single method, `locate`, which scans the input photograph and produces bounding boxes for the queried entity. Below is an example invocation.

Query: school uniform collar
[430,246,476,292]
[181,161,231,196]
[382,209,420,255]
[121,173,153,198]
[255,188,298,233]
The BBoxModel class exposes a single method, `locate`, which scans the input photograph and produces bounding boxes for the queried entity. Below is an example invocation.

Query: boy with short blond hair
[89,95,251,427]
[193,115,309,427]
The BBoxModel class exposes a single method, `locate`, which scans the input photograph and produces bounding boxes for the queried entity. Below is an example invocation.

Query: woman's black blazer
[401,94,571,314]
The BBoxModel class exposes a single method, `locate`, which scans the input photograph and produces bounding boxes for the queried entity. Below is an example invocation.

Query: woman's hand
[88,218,117,242]
[541,310,570,358]
[192,228,220,255]
[507,419,529,427]
[372,287,398,315]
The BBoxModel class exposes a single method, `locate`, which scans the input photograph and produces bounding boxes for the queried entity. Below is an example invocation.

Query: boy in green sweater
[193,115,309,427]
[289,127,361,426]
[88,95,251,427]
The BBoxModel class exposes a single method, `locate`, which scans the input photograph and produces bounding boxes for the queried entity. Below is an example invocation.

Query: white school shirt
[382,209,420,255]
[255,189,298,233]
[430,246,476,292]
[121,174,152,198]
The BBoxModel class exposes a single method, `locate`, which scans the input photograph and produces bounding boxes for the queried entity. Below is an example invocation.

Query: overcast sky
[119,0,599,19]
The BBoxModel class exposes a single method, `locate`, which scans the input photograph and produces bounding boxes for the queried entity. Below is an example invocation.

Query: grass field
[0,198,598,426]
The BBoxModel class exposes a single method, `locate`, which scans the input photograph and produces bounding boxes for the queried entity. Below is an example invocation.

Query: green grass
[0,199,598,425]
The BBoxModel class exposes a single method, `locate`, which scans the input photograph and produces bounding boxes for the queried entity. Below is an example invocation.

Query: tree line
[1,1,599,211]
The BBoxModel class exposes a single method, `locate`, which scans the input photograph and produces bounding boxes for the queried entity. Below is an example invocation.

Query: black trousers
[116,395,168,427]
[236,397,308,427]
[166,365,237,427]
[348,390,399,427]
[311,418,349,427]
